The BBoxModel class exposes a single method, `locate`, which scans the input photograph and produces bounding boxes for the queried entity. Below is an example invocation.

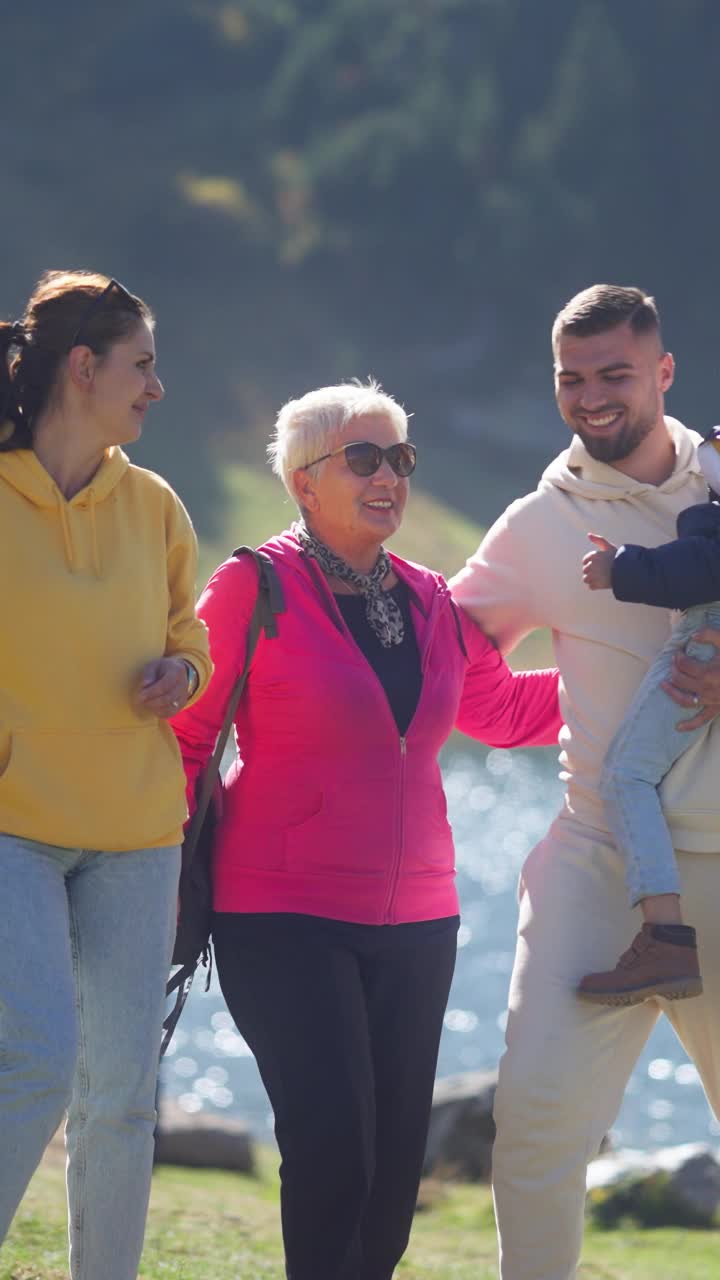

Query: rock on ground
[154,1098,256,1174]
[423,1069,497,1182]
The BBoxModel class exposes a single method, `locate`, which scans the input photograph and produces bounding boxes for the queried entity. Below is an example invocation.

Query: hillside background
[3,0,720,583]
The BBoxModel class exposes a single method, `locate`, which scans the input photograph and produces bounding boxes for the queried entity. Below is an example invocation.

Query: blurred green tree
[3,1,720,530]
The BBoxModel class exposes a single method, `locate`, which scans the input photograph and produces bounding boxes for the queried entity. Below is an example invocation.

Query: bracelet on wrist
[182,659,199,698]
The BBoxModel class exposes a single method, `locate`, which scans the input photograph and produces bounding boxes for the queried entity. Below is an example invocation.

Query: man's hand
[582,533,617,590]
[662,628,720,731]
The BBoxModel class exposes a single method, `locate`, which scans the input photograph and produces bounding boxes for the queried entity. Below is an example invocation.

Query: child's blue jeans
[601,602,720,907]
[0,835,180,1279]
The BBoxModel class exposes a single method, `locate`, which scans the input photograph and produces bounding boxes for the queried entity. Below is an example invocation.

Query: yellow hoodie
[0,446,212,851]
[451,418,720,853]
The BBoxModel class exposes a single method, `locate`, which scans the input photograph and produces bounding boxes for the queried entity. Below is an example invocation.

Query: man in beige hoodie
[451,284,720,1279]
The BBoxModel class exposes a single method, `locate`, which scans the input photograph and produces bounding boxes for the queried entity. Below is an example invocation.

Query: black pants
[212,911,458,1280]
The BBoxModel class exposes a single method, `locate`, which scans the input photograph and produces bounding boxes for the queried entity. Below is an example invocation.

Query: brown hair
[552,284,662,353]
[0,270,152,451]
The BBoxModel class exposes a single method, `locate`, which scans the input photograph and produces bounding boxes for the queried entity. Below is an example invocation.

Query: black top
[334,578,422,735]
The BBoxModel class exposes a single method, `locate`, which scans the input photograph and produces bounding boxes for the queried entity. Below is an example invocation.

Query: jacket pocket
[284,787,388,877]
[0,725,186,850]
[406,786,454,872]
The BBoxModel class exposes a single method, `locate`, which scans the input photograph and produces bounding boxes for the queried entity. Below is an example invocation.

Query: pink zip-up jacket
[172,530,562,925]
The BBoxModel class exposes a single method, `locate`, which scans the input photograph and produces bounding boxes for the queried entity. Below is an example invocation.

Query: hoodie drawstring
[53,487,76,573]
[88,488,101,577]
[52,485,102,577]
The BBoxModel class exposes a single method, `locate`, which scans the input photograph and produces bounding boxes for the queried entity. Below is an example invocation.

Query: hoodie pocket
[0,725,186,850]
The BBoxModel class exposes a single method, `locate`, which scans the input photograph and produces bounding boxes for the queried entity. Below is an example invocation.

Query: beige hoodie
[450,417,720,851]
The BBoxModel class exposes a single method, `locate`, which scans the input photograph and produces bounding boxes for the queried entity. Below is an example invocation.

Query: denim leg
[0,836,79,1244]
[65,845,180,1280]
[683,600,720,663]
[601,604,720,906]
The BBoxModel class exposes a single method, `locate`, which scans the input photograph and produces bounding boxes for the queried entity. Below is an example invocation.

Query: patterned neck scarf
[295,520,405,648]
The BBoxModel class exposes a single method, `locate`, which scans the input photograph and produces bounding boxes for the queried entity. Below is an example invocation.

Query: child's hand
[582,533,617,590]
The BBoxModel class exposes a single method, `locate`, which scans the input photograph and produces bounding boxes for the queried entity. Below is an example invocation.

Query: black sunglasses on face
[68,277,136,351]
[304,440,417,477]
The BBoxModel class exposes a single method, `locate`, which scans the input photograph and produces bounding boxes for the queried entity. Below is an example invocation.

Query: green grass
[199,462,553,671]
[4,1148,719,1280]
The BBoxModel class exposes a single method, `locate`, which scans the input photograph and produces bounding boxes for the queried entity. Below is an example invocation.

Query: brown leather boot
[577,924,702,1006]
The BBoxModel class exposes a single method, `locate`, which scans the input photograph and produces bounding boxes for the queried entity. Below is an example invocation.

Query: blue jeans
[0,835,180,1280]
[601,602,720,906]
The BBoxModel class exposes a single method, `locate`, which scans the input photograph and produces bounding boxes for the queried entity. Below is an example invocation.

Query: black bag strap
[180,547,284,878]
[163,549,284,1012]
[162,966,198,1049]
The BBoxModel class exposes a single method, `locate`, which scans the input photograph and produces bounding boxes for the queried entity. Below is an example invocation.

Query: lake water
[160,742,717,1151]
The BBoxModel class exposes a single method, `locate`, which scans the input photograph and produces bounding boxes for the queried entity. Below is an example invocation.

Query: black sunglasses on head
[304,440,417,477]
[68,277,136,351]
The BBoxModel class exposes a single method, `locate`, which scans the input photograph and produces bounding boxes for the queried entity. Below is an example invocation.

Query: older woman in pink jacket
[172,380,561,1280]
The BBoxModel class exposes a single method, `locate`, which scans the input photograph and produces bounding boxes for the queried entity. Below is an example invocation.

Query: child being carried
[578,429,720,1006]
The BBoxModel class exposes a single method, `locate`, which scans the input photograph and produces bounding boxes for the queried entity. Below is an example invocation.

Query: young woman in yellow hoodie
[0,271,212,1280]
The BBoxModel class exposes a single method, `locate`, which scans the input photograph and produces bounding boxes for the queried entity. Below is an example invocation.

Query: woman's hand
[582,534,617,590]
[135,657,189,719]
[661,628,720,731]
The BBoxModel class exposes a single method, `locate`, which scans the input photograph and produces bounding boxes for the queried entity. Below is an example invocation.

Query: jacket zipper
[383,735,407,923]
[382,588,447,923]
[303,550,449,923]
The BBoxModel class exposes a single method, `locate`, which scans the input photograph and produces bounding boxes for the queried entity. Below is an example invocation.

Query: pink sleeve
[454,606,562,748]
[171,555,259,812]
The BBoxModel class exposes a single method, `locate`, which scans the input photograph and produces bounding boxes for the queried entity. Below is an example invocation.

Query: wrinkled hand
[582,533,617,590]
[135,657,188,719]
[661,628,720,731]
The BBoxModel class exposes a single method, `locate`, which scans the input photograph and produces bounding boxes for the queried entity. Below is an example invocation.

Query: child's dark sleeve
[612,532,720,610]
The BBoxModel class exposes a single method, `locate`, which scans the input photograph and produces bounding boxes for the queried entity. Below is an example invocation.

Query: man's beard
[575,412,655,464]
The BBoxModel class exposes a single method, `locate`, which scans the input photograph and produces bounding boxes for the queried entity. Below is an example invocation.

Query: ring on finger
[691,692,701,707]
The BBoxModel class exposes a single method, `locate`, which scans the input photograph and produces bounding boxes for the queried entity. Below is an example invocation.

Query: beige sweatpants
[492,812,720,1280]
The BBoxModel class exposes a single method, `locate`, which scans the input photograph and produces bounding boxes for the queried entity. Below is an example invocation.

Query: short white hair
[268,378,408,498]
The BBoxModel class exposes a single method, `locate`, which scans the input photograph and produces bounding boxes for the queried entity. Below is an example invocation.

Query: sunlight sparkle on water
[177,1093,203,1114]
[675,1063,701,1087]
[502,830,531,859]
[648,1099,674,1120]
[648,1058,674,1081]
[485,750,513,777]
[443,770,474,802]
[192,1028,217,1051]
[478,950,514,974]
[214,1027,253,1057]
[444,1009,479,1033]
[173,1056,198,1078]
[468,785,495,812]
[210,1011,235,1031]
[193,1077,235,1108]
